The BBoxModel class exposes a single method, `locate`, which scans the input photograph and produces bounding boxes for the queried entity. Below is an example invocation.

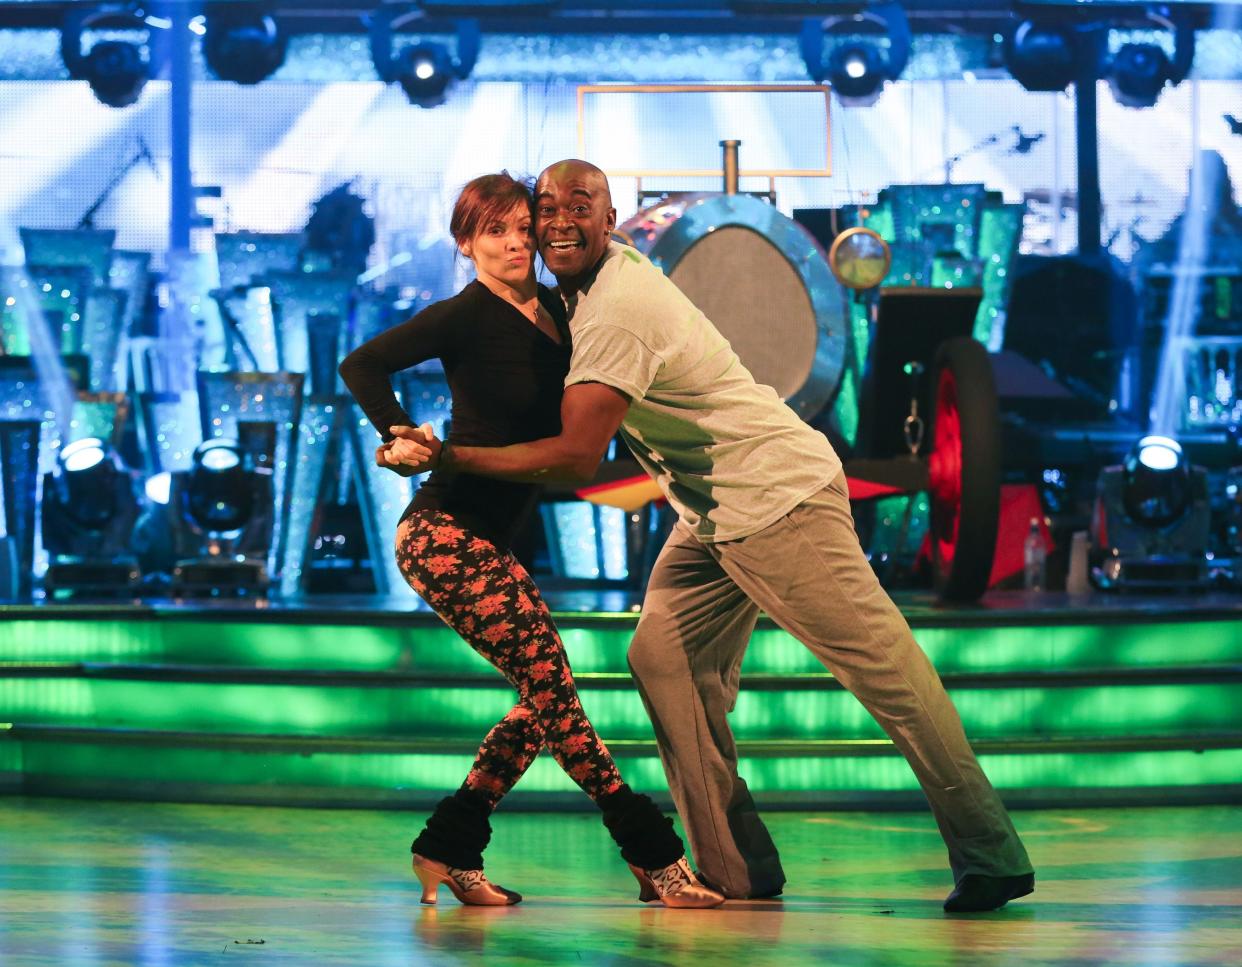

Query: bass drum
[617,193,847,420]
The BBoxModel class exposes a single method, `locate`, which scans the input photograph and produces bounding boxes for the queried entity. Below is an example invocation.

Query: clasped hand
[375,423,442,475]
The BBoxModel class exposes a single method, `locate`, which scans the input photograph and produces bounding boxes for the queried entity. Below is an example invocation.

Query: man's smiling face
[535,161,616,292]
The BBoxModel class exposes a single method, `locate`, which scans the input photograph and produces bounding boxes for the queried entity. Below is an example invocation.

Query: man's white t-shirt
[564,241,842,543]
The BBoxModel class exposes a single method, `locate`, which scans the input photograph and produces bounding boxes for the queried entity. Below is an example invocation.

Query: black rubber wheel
[928,337,1001,603]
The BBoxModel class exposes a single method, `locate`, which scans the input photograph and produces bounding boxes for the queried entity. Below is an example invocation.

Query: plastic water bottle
[1023,518,1046,592]
[1066,531,1090,595]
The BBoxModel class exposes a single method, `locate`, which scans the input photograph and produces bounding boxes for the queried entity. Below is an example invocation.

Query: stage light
[184,439,254,536]
[370,8,481,108]
[799,2,910,107]
[202,2,288,85]
[60,4,164,108]
[1004,20,1078,93]
[41,437,141,597]
[1102,12,1195,109]
[397,42,454,107]
[83,40,147,107]
[1091,435,1211,591]
[159,437,272,596]
[53,438,118,530]
[1122,435,1190,527]
[1107,43,1173,108]
[827,43,885,101]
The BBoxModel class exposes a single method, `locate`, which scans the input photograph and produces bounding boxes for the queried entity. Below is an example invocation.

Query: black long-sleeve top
[339,280,570,549]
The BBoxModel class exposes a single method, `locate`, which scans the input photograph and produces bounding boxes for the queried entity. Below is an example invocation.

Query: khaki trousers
[628,472,1033,898]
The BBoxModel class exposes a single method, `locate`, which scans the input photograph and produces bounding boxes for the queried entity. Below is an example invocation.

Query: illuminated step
[3,725,1239,809]
[2,665,1241,741]
[4,609,1242,677]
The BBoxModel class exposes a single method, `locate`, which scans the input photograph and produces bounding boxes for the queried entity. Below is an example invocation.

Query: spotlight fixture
[799,2,911,107]
[54,437,117,531]
[202,1,288,85]
[1122,435,1190,527]
[827,42,886,101]
[1091,435,1211,591]
[1104,15,1195,110]
[370,6,481,108]
[41,437,141,598]
[183,438,254,536]
[60,3,165,108]
[396,41,455,107]
[169,437,272,596]
[1004,20,1078,93]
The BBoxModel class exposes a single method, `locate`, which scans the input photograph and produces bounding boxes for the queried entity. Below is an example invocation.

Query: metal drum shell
[618,193,846,420]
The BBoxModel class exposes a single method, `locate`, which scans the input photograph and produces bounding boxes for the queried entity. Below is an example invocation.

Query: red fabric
[914,483,1053,588]
[845,477,907,501]
[988,484,1053,587]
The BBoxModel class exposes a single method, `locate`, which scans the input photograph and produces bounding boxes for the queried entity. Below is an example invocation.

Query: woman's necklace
[515,297,541,323]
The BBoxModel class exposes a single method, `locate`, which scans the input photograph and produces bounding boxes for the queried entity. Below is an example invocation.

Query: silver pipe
[720,139,740,195]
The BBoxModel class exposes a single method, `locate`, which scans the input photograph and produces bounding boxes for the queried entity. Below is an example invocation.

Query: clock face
[830,228,891,291]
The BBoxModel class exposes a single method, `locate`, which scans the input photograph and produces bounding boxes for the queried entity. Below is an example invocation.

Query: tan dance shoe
[412,854,522,906]
[628,857,726,908]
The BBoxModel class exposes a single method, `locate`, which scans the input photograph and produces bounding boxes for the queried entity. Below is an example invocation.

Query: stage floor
[1,797,1239,966]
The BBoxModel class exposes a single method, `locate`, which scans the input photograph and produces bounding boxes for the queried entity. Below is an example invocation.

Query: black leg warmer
[410,787,494,870]
[598,785,684,871]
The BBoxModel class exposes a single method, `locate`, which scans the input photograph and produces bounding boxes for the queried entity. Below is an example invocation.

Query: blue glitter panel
[394,369,452,441]
[81,286,126,392]
[540,502,631,581]
[598,505,628,582]
[0,266,33,357]
[261,269,353,377]
[543,502,600,580]
[211,285,280,372]
[136,391,202,474]
[18,228,115,287]
[109,249,150,335]
[24,264,92,357]
[350,296,396,350]
[279,399,341,597]
[348,405,414,597]
[0,420,41,597]
[213,232,303,291]
[68,393,127,446]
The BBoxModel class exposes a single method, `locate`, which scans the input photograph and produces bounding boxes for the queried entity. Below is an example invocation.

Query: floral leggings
[396,509,625,807]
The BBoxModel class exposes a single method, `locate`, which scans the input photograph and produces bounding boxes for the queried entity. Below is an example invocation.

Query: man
[381,159,1035,912]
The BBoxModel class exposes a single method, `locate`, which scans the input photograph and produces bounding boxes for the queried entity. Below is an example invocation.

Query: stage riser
[4,741,1240,810]
[4,616,1242,676]
[3,605,1240,807]
[2,677,1239,741]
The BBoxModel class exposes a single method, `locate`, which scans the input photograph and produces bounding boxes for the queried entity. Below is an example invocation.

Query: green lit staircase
[2,601,1241,808]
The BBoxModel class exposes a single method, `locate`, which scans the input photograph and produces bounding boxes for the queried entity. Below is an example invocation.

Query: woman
[338,172,723,909]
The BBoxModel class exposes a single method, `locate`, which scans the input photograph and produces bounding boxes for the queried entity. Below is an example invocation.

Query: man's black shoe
[943,872,1034,913]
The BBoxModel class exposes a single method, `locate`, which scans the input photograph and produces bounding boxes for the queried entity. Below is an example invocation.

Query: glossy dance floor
[2,798,1240,966]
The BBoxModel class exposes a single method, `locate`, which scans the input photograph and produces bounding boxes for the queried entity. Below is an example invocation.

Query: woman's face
[460,202,535,288]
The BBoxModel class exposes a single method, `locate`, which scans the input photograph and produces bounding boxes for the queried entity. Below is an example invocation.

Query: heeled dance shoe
[412,854,522,906]
[628,857,726,909]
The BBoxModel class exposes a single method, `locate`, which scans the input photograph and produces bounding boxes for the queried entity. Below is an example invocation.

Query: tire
[928,337,1000,603]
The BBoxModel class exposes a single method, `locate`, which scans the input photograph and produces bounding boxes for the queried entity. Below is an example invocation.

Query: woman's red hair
[449,171,534,245]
